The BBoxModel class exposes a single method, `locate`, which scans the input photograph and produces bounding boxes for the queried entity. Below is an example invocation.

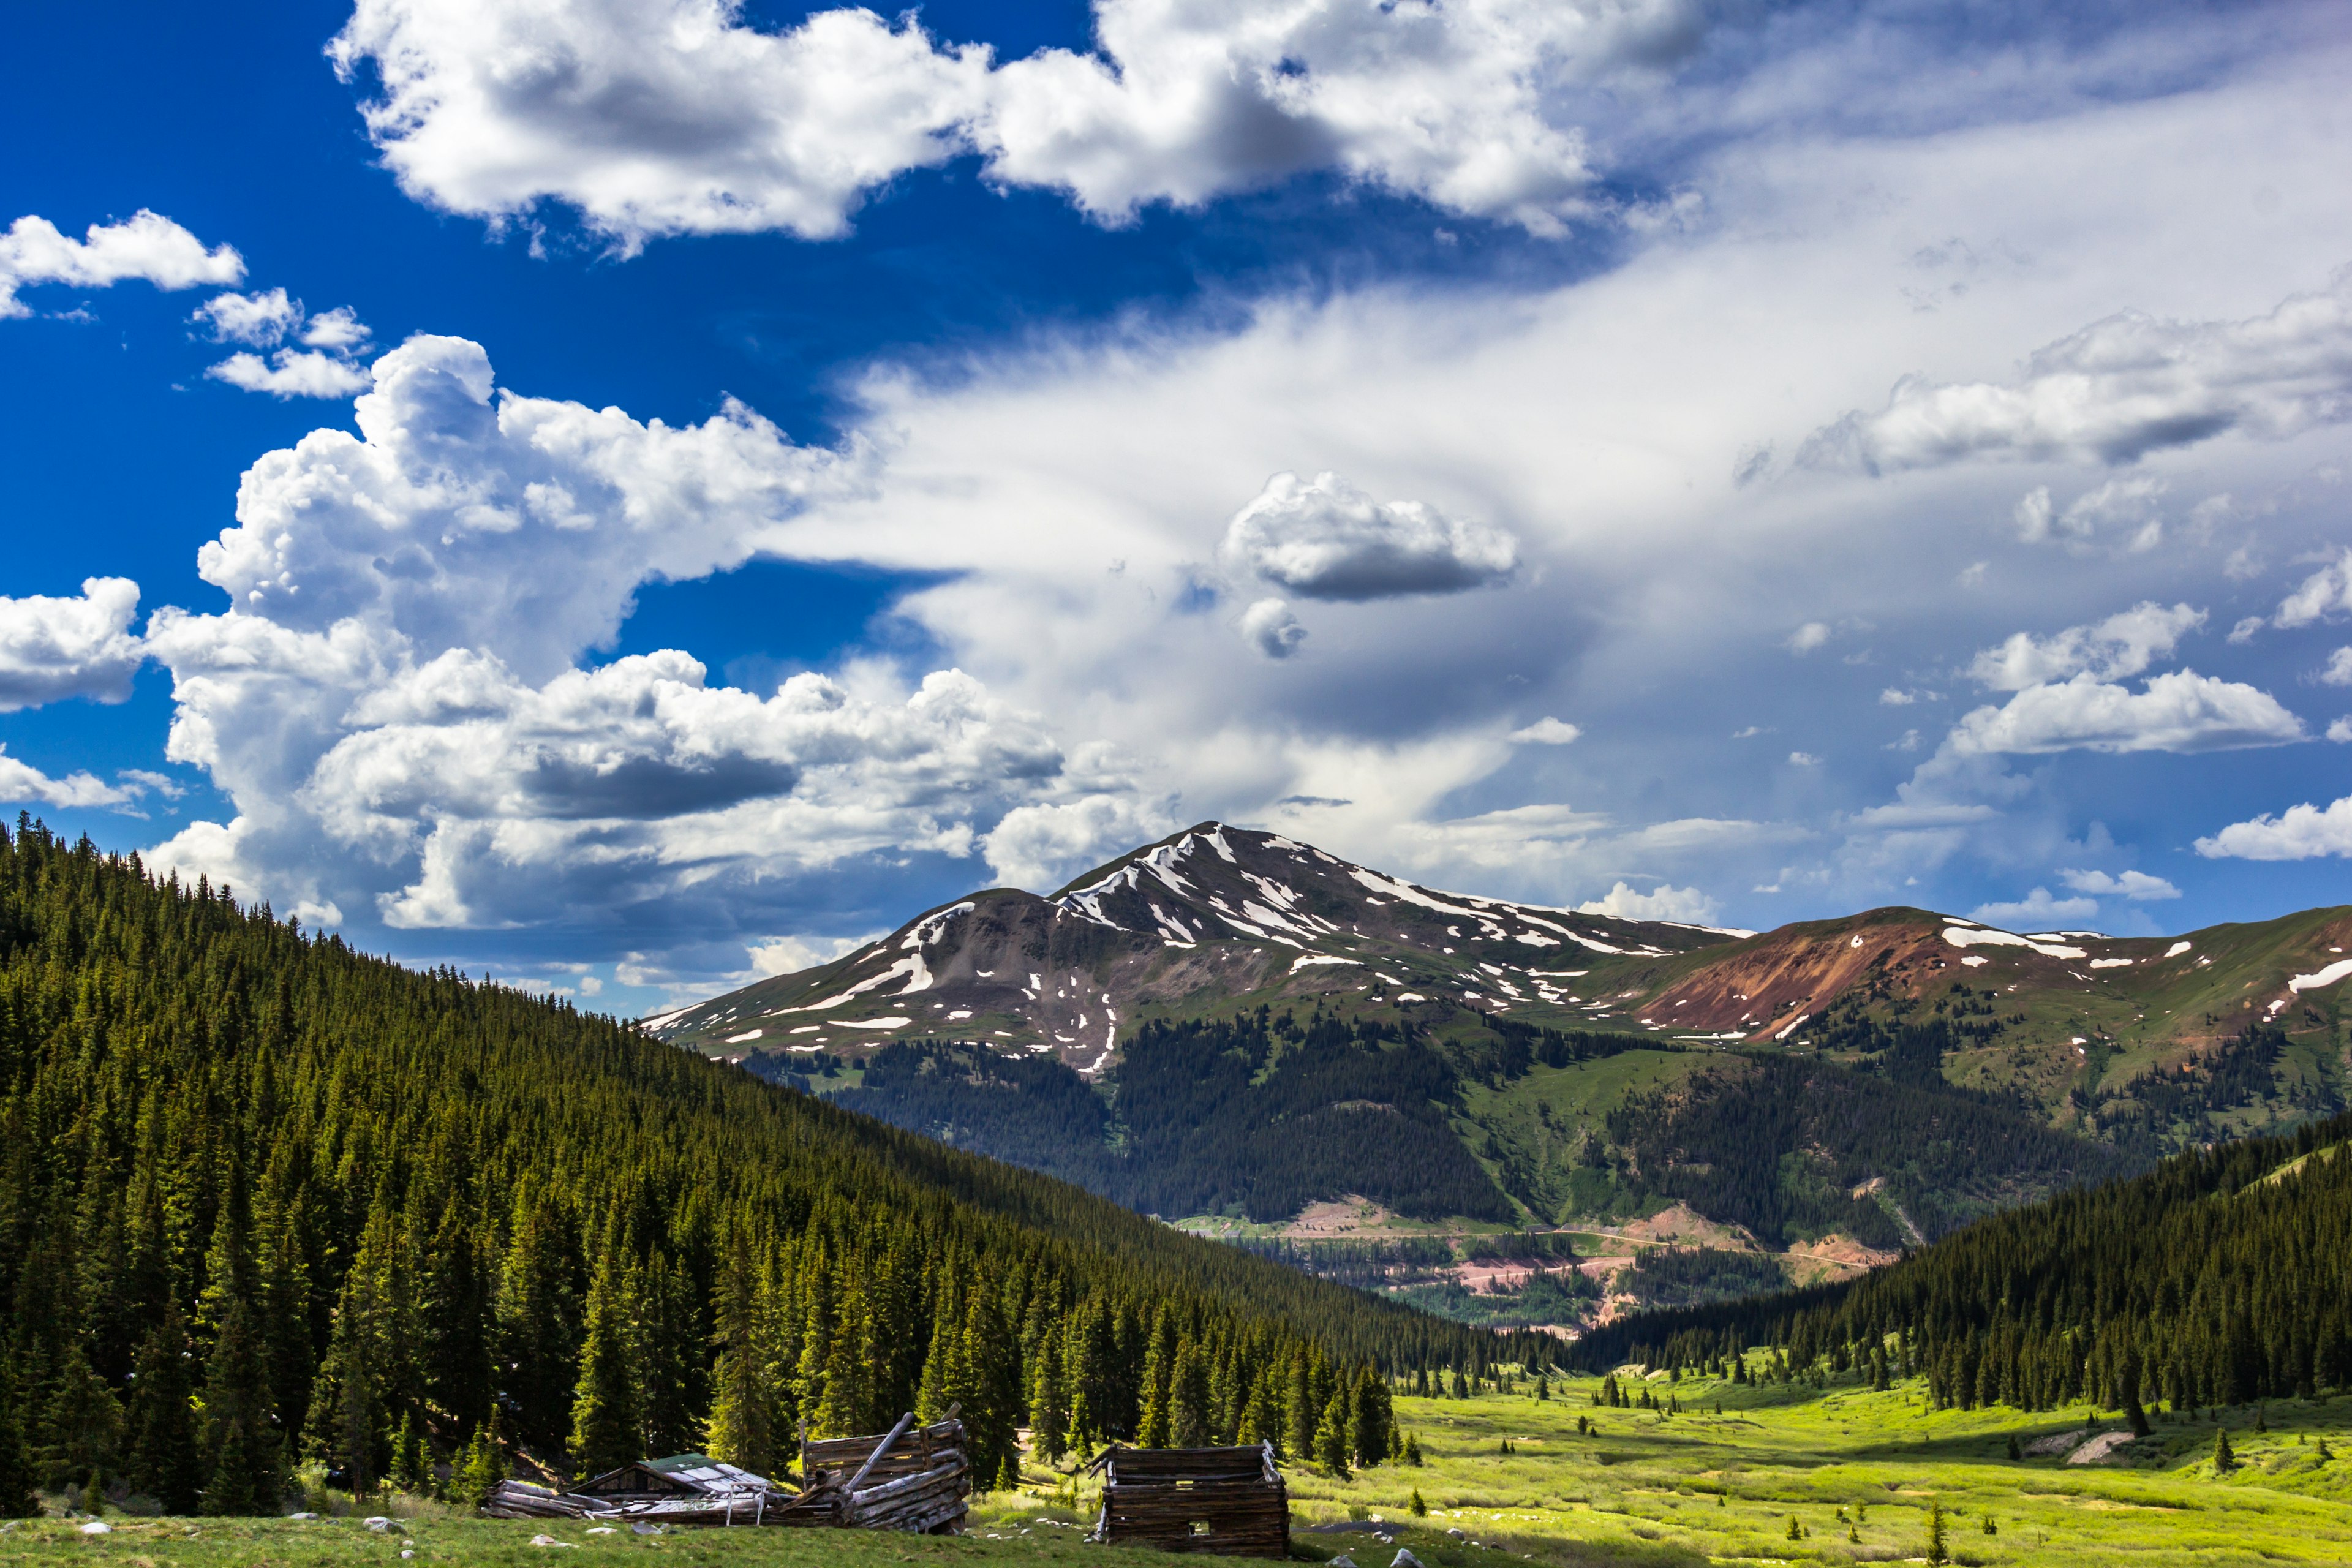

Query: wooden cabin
[575,1453,772,1504]
[1086,1442,1289,1558]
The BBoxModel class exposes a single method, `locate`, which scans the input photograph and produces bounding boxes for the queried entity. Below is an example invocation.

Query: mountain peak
[647,822,1739,1068]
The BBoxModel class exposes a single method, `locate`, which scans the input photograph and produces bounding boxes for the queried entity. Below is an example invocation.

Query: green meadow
[15,1369,2352,1567]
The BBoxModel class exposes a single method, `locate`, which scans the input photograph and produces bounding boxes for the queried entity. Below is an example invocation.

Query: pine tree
[1314,1389,1351,1479]
[124,1300,202,1515]
[706,1238,776,1477]
[1926,1498,1948,1564]
[2214,1427,2237,1471]
[570,1251,642,1480]
[0,1370,37,1518]
[1349,1365,1391,1469]
[1409,1489,1427,1516]
[40,1338,122,1490]
[1169,1340,1212,1449]
[449,1423,505,1507]
[391,1412,427,1495]
[201,1292,282,1515]
[1137,1306,1178,1450]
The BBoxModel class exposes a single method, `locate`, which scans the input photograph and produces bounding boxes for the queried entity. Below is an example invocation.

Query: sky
[5,0,2352,1016]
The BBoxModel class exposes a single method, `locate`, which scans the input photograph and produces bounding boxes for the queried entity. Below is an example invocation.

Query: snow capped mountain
[644,821,1744,1067]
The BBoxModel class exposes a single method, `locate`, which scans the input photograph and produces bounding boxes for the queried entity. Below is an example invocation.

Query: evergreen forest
[1574,1088,2352,1419]
[0,823,1536,1518]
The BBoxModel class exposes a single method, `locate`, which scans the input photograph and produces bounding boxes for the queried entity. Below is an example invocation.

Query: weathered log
[844,1412,918,1496]
[850,1457,968,1508]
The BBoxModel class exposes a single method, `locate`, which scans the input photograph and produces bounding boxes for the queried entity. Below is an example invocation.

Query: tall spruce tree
[569,1250,642,1479]
[124,1299,202,1515]
[705,1238,776,1476]
[0,1368,38,1518]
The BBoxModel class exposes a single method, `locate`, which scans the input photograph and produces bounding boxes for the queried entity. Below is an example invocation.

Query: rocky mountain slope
[644,824,2352,1327]
[646,821,1746,1069]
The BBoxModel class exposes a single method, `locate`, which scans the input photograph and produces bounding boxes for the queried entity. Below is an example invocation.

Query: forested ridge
[1575,1086,2352,1418]
[1605,1036,2128,1246]
[0,823,1531,1517]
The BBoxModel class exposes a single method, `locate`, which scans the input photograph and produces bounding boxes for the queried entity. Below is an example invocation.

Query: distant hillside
[1575,1108,2352,1419]
[0,823,1522,1515]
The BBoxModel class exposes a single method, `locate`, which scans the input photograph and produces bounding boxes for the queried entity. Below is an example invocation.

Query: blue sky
[4,0,2351,1014]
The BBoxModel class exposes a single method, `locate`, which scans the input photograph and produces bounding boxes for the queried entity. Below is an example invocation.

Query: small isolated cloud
[2198,795,2352,861]
[1971,888,2100,927]
[193,287,304,347]
[1885,729,1922,752]
[2229,616,2265,644]
[1221,471,1517,601]
[2319,649,2352,686]
[1508,717,1581,745]
[0,576,146,710]
[1799,272,2352,472]
[1575,881,1719,922]
[1730,725,1768,739]
[2059,868,2180,900]
[1958,561,1988,587]
[2276,549,2352,629]
[301,306,372,351]
[0,209,243,318]
[1969,602,2204,691]
[1238,597,1306,659]
[1879,688,1917,706]
[1948,671,2304,755]
[0,745,140,811]
[1786,622,1831,655]
[2329,717,2352,743]
[1788,750,1822,766]
[208,349,374,399]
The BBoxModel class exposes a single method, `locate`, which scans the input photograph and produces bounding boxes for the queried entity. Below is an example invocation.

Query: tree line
[0,822,1527,1517]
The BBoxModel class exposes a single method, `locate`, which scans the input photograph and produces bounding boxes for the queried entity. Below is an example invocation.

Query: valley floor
[12,1375,2350,1567]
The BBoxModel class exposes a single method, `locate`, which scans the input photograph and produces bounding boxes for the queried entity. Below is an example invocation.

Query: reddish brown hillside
[1645,908,1967,1039]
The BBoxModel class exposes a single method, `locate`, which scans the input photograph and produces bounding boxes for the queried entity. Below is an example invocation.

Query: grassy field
[16,1368,2352,1566]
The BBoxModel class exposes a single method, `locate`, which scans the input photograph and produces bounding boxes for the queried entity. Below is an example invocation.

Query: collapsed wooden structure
[481,1411,970,1533]
[1086,1442,1289,1558]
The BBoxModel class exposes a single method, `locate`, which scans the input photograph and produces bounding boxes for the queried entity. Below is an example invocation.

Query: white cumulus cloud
[0,577,146,711]
[2198,795,2352,862]
[1575,880,1719,922]
[0,747,142,812]
[1801,270,2352,472]
[0,209,243,317]
[2275,549,2352,630]
[1508,717,1581,744]
[193,287,305,347]
[1220,470,1518,601]
[208,349,375,399]
[1967,601,2204,690]
[2059,867,2179,900]
[1238,597,1307,659]
[197,292,375,396]
[322,0,1708,249]
[1947,670,2305,755]
[984,793,1182,891]
[124,334,1158,964]
[1970,888,2099,927]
